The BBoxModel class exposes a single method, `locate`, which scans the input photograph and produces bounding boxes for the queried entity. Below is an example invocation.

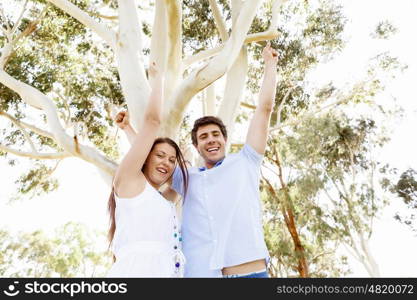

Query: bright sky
[0,0,416,277]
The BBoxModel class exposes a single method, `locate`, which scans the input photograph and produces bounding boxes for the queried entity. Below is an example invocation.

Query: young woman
[107,63,188,277]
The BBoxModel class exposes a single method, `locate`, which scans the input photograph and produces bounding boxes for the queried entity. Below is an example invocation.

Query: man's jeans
[223,269,269,278]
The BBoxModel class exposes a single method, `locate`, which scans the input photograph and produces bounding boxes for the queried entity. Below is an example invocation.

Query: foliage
[0,222,111,277]
[392,168,417,233]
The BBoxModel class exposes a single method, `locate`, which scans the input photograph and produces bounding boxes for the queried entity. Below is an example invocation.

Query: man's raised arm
[246,43,278,155]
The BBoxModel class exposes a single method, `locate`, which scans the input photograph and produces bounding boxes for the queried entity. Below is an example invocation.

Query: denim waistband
[223,268,268,278]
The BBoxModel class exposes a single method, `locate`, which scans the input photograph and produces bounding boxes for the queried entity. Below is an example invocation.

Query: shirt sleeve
[241,143,263,167]
[172,165,184,197]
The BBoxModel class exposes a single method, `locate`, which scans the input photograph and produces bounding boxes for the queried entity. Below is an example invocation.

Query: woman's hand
[115,111,130,130]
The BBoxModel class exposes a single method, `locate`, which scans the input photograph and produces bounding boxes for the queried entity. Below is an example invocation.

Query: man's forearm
[258,62,277,112]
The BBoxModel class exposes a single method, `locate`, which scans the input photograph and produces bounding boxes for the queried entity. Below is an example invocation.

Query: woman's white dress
[107,181,185,277]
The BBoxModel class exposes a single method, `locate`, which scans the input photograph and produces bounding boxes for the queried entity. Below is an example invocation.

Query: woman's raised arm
[113,63,164,195]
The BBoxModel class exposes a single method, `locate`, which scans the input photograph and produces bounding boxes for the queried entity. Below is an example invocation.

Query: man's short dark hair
[191,116,228,146]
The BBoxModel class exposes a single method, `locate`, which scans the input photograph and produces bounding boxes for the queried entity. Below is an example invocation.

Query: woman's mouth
[156,167,168,174]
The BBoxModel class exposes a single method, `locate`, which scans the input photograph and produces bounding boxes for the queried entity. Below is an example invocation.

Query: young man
[117,44,278,277]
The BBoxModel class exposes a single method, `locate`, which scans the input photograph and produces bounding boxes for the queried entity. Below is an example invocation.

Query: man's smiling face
[194,123,227,169]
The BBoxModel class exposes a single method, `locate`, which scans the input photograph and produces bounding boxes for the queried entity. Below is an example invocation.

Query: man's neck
[203,157,225,170]
[205,162,215,169]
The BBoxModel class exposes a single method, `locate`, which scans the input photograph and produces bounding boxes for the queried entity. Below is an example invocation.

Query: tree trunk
[274,149,310,277]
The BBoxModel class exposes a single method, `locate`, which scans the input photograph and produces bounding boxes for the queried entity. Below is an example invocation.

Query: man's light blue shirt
[173,144,269,277]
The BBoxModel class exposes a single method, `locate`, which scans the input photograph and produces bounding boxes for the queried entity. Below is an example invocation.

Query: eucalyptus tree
[0,222,111,277]
[392,168,417,233]
[0,0,284,191]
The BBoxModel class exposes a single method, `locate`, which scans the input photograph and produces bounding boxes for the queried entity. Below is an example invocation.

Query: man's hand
[262,42,279,65]
[115,111,130,130]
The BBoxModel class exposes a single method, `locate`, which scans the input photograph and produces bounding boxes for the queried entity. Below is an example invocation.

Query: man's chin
[204,155,224,165]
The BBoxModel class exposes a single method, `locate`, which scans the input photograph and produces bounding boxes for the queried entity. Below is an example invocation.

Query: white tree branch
[208,0,228,42]
[275,85,294,125]
[204,82,216,116]
[0,111,54,139]
[0,143,70,160]
[183,30,279,68]
[0,25,9,40]
[164,0,182,97]
[4,112,37,152]
[245,29,280,44]
[0,69,43,109]
[0,69,117,175]
[0,41,16,69]
[0,5,11,33]
[359,233,380,276]
[47,0,116,49]
[241,102,256,109]
[115,0,150,130]
[53,90,72,127]
[14,6,46,42]
[218,46,248,152]
[269,93,349,133]
[150,0,168,73]
[183,47,220,68]
[92,13,118,21]
[231,0,244,21]
[183,0,285,68]
[20,127,36,153]
[163,0,264,136]
[10,0,29,37]
[217,1,246,152]
[271,0,284,30]
[1,7,47,68]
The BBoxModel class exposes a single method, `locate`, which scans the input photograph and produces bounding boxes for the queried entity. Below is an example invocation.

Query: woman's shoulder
[113,173,147,199]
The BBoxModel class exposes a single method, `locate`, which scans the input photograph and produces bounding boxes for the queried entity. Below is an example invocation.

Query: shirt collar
[198,158,224,172]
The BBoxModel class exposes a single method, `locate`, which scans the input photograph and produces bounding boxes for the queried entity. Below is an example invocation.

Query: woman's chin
[150,176,166,186]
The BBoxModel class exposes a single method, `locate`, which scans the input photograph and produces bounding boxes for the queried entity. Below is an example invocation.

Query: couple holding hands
[107,44,278,278]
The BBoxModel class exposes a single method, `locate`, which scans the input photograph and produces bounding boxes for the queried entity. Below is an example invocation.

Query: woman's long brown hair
[107,137,189,259]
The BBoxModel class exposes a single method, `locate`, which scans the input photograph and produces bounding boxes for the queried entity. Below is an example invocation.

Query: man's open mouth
[207,147,220,153]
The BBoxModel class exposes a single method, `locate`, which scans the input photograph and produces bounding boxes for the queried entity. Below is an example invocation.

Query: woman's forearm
[123,124,137,145]
[144,69,164,125]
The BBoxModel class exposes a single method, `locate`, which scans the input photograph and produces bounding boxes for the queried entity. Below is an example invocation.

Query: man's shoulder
[235,143,263,165]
